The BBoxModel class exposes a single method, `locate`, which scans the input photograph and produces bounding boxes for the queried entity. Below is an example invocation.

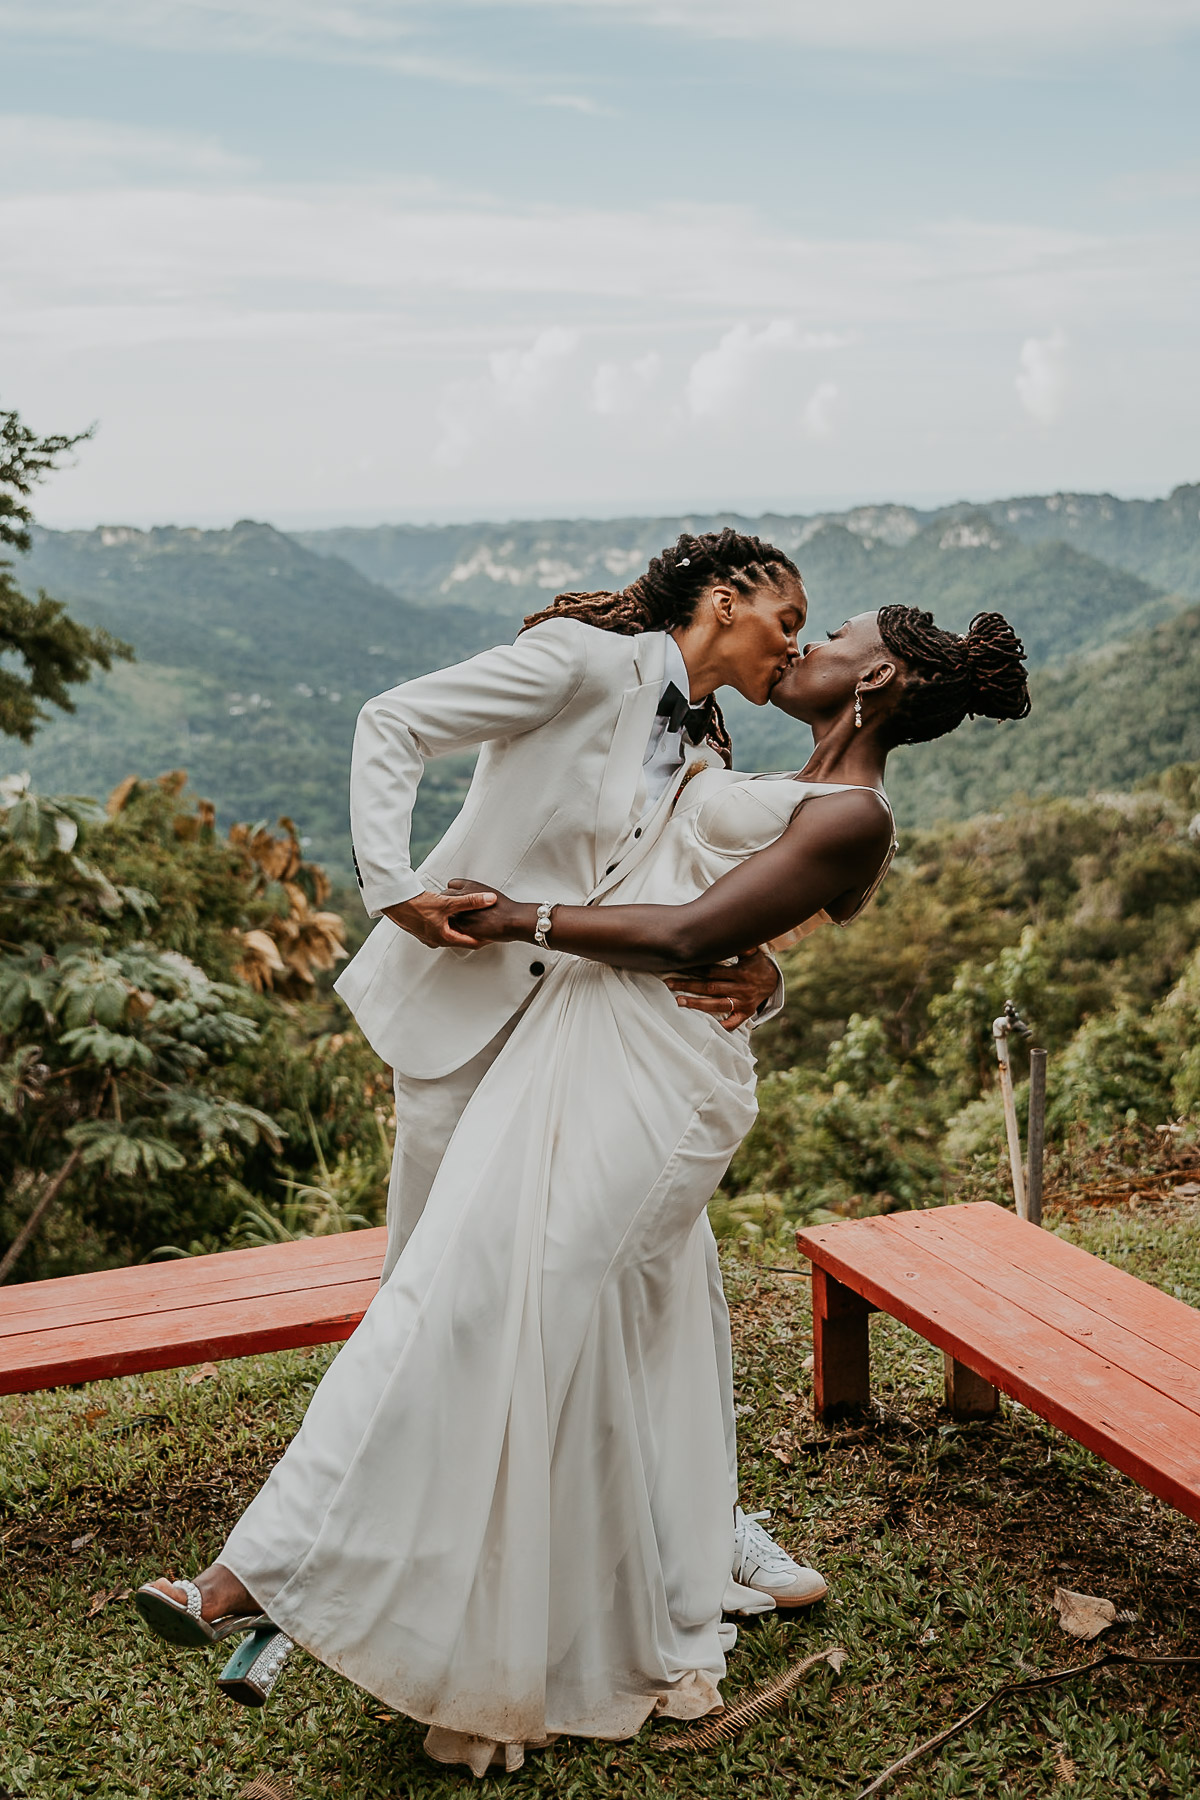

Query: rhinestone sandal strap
[177,1578,203,1621]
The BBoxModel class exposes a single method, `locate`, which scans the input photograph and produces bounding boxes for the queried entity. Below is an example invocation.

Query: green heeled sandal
[134,1579,271,1648]
[217,1626,295,1706]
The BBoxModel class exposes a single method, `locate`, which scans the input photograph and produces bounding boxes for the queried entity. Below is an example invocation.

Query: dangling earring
[853,684,864,729]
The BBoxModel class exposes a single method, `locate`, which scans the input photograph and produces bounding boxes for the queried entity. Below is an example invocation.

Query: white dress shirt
[641,634,696,806]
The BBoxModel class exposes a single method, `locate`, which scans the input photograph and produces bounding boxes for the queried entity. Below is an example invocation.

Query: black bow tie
[657,682,712,746]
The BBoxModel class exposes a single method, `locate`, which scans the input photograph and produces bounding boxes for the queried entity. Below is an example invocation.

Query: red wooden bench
[0,1229,387,1395]
[796,1200,1200,1524]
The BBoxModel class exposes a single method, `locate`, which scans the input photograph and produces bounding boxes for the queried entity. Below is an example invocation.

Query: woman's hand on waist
[664,948,776,1030]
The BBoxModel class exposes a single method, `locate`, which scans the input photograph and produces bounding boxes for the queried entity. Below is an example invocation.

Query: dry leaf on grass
[1055,1749,1078,1782]
[185,1362,221,1384]
[70,1531,96,1552]
[1052,1587,1116,1640]
[241,1782,295,1800]
[86,1585,132,1618]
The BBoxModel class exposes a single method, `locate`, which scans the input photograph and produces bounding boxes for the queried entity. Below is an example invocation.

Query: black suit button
[530,961,545,977]
[634,827,642,838]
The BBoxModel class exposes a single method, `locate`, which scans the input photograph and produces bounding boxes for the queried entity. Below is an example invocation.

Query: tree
[0,772,384,1283]
[0,404,131,741]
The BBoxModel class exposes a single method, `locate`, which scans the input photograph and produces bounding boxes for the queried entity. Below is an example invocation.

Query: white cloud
[592,351,660,415]
[0,116,252,188]
[1016,330,1067,425]
[802,380,838,439]
[686,320,797,418]
[436,326,580,465]
[490,327,580,407]
[5,162,1197,519]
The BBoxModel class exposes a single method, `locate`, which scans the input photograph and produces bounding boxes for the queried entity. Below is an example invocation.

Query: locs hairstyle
[876,606,1031,747]
[521,529,802,767]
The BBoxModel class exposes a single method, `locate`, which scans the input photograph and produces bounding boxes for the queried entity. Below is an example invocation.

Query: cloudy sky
[5,1,1200,526]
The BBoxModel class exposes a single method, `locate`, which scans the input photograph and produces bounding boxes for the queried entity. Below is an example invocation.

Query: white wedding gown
[220,772,891,1774]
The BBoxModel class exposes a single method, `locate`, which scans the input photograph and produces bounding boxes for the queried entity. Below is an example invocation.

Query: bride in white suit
[135,568,1029,1774]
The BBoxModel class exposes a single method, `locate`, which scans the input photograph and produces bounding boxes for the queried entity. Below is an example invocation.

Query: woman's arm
[449,788,893,974]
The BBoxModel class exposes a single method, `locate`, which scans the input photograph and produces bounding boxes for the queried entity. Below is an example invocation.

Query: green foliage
[823,1012,895,1092]
[0,405,91,554]
[1156,945,1200,1114]
[1049,1009,1174,1141]
[0,775,390,1282]
[728,767,1200,1224]
[0,405,131,742]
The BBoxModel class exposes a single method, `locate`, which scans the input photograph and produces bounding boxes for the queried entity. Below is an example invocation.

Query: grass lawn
[3,1196,1199,1799]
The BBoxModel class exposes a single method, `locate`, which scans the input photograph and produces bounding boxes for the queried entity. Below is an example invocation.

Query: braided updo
[876,607,1031,746]
[521,528,803,765]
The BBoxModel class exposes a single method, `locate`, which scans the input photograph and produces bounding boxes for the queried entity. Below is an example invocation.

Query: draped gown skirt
[220,955,759,1772]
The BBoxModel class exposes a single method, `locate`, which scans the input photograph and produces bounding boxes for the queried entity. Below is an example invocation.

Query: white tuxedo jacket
[335,619,730,1078]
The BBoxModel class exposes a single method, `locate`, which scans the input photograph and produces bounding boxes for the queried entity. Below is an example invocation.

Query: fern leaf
[654,1646,847,1752]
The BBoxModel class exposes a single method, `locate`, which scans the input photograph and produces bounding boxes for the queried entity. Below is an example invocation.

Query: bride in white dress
[135,606,1029,1775]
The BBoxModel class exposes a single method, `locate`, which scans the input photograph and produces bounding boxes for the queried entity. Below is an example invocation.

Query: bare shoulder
[798,784,892,838]
[785,786,893,856]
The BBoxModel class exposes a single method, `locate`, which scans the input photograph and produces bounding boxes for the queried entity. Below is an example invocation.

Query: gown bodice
[605,766,896,948]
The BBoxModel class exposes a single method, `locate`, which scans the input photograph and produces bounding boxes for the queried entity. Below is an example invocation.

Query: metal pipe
[993,1001,1031,1220]
[1027,1047,1047,1228]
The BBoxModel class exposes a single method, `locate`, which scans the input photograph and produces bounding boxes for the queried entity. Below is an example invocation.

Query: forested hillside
[15,482,1200,885]
[983,483,1200,598]
[19,522,509,872]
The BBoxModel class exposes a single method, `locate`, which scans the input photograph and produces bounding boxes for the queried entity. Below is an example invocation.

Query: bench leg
[812,1267,872,1421]
[943,1353,999,1421]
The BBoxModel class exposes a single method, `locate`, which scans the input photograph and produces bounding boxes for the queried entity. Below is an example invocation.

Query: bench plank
[0,1231,388,1395]
[0,1230,387,1328]
[921,1202,1200,1368]
[797,1205,1200,1524]
[0,1278,379,1393]
[880,1205,1200,1419]
[0,1231,386,1346]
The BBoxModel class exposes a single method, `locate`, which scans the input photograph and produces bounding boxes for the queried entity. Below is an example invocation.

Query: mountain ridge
[12,485,1200,883]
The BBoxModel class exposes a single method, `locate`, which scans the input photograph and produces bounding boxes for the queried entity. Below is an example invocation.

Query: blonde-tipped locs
[521,528,803,766]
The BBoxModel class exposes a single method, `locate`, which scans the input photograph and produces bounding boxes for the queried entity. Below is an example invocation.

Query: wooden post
[993,1008,1028,1220]
[944,1352,1000,1420]
[811,1266,873,1421]
[1027,1048,1047,1228]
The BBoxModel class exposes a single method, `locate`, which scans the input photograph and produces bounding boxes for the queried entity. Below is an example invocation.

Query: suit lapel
[592,632,666,880]
[589,744,724,903]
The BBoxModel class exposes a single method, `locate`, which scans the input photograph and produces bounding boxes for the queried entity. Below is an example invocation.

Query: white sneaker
[732,1507,827,1608]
